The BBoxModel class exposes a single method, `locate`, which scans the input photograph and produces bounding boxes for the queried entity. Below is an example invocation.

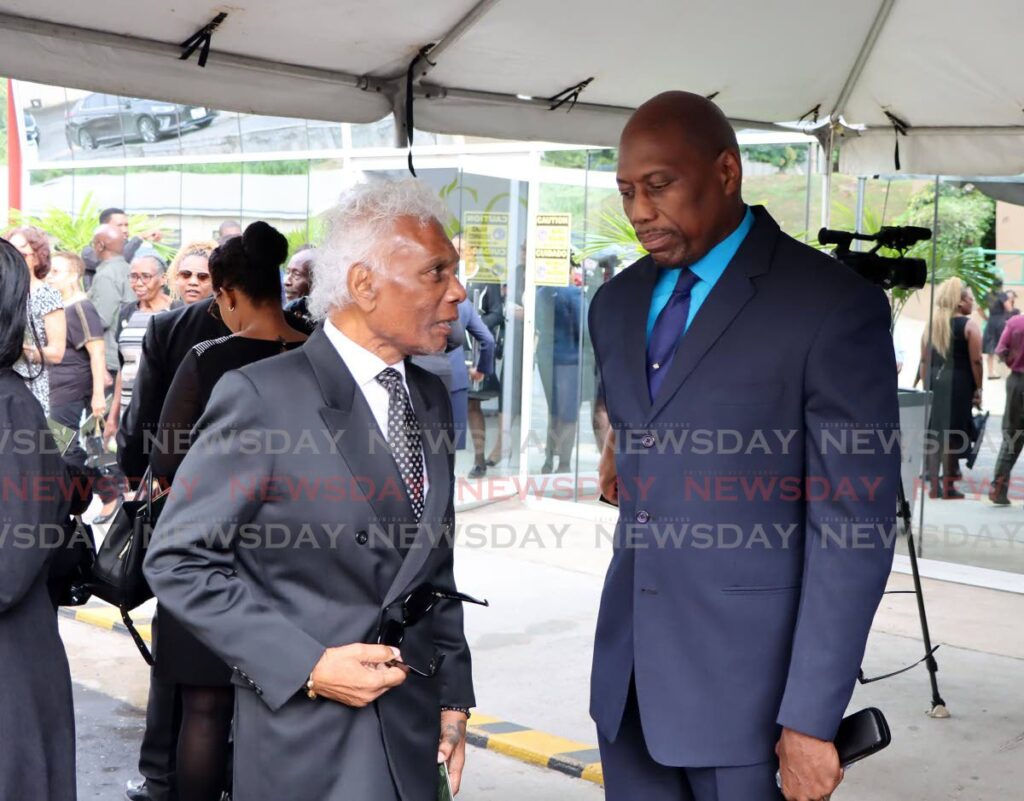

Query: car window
[83,94,103,109]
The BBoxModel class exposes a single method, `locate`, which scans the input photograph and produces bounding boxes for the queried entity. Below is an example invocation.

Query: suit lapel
[646,206,780,421]
[619,257,659,417]
[304,328,414,531]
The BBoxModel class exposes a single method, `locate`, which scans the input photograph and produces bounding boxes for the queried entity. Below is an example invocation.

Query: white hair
[308,178,448,320]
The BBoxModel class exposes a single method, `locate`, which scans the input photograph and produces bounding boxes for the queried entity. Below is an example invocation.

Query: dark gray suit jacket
[144,327,473,801]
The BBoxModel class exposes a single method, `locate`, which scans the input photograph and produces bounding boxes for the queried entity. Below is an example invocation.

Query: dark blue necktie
[647,267,700,400]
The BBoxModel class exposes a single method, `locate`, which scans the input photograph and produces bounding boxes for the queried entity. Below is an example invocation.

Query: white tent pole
[417,84,788,135]
[803,143,815,242]
[412,0,504,81]
[821,126,835,230]
[517,151,542,486]
[829,0,897,120]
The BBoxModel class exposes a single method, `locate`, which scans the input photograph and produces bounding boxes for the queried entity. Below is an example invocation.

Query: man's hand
[469,368,484,383]
[776,727,843,801]
[141,230,163,242]
[308,644,408,708]
[599,429,618,505]
[438,709,468,795]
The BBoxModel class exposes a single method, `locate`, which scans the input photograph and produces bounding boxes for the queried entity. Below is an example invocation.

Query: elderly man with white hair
[145,179,477,801]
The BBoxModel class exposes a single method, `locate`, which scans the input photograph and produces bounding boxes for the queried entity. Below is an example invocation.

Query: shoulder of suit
[191,334,233,359]
[406,359,447,395]
[771,229,878,298]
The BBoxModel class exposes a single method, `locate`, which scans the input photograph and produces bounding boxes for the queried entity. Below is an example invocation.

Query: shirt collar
[687,205,754,283]
[323,318,406,389]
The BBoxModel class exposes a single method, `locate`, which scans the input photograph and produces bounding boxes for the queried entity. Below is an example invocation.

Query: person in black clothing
[0,237,91,801]
[150,222,307,801]
[982,278,1009,378]
[920,277,983,499]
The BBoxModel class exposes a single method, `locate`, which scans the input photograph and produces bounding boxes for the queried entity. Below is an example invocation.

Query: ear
[348,262,378,311]
[718,148,743,196]
[222,287,239,310]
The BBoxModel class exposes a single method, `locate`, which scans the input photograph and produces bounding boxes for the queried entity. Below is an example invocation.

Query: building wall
[995,200,1024,285]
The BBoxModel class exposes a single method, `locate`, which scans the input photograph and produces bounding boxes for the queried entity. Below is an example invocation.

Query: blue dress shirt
[646,206,755,340]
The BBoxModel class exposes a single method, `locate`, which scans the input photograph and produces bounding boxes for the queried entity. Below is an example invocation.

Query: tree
[740,144,808,173]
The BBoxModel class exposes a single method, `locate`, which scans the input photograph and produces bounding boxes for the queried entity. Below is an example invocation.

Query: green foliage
[579,209,644,262]
[541,149,617,171]
[29,160,310,185]
[282,215,327,262]
[740,144,808,173]
[10,193,101,253]
[10,191,174,260]
[895,183,997,313]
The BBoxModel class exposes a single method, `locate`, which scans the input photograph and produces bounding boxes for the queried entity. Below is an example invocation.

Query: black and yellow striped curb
[60,604,153,643]
[466,715,603,785]
[61,604,605,787]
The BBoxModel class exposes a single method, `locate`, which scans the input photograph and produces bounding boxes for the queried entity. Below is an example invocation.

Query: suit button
[641,433,655,448]
[635,510,650,523]
[355,530,369,545]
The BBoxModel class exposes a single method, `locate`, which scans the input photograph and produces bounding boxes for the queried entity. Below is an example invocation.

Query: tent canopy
[1,0,1023,174]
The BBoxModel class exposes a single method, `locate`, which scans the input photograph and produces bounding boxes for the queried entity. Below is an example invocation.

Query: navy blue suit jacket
[588,206,899,767]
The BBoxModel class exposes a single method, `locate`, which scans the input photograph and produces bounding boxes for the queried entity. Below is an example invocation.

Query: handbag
[88,466,165,664]
[47,516,97,608]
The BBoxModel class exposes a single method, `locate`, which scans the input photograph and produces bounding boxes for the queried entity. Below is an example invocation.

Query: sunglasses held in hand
[377,586,489,678]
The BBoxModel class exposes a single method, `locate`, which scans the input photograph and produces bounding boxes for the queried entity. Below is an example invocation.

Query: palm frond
[579,209,645,261]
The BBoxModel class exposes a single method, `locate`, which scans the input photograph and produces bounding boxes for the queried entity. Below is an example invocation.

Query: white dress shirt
[323,318,429,497]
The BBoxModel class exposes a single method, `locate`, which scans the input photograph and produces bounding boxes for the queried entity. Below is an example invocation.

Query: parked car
[64,93,217,150]
[24,111,40,145]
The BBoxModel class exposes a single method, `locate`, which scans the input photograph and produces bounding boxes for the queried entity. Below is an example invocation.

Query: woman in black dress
[0,238,82,801]
[151,223,307,801]
[921,277,983,498]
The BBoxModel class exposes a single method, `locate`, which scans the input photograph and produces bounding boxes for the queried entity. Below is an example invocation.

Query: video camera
[818,225,930,290]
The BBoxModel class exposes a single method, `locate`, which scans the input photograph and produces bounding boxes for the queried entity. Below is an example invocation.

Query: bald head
[626,91,739,159]
[616,91,744,267]
[92,224,125,261]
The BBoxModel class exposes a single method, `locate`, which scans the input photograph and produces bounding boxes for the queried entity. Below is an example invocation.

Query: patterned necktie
[647,267,700,400]
[375,367,426,519]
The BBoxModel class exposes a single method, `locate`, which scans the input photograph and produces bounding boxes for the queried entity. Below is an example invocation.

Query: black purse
[88,467,165,664]
[47,515,96,608]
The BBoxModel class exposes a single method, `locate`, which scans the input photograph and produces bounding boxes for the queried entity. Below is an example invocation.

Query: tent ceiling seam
[828,0,897,122]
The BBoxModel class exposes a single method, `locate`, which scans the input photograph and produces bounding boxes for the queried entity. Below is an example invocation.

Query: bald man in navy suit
[590,92,899,801]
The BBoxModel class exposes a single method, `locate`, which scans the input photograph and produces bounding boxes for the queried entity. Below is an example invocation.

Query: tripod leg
[899,483,949,718]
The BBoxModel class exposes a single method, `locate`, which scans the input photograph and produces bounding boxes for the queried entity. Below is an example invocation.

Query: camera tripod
[858,477,949,718]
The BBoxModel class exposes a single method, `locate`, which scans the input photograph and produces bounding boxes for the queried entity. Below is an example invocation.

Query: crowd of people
[917,276,1024,502]
[0,193,496,801]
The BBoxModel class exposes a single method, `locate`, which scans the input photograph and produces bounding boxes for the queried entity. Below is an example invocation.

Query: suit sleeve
[0,394,71,613]
[429,384,475,707]
[118,315,165,486]
[144,370,325,712]
[776,281,900,741]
